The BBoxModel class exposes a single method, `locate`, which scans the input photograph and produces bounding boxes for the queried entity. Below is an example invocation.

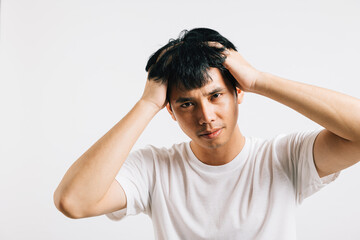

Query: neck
[190,126,245,166]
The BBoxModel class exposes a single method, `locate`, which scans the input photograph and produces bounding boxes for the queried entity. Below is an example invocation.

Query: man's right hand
[140,45,174,111]
[54,70,168,219]
[140,74,168,112]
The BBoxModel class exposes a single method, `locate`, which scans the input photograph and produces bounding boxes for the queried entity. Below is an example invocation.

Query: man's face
[167,67,243,150]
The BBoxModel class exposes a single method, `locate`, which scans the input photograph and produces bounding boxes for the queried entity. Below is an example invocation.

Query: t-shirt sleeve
[275,128,341,205]
[105,146,155,221]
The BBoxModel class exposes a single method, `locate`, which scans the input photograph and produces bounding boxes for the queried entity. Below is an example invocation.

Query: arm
[220,46,360,178]
[53,77,167,219]
[254,73,360,177]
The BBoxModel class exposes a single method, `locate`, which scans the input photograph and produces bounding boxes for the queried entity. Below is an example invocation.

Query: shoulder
[248,129,323,148]
[129,142,189,162]
[244,135,271,156]
[245,129,323,159]
[269,129,323,151]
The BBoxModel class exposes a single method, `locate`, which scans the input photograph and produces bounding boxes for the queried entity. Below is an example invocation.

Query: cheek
[222,104,239,127]
[173,112,197,134]
[218,99,238,118]
[177,115,193,129]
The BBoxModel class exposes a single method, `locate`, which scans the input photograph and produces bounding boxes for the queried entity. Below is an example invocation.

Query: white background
[1,0,360,239]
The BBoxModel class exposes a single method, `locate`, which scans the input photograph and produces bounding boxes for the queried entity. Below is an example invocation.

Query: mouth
[199,128,223,139]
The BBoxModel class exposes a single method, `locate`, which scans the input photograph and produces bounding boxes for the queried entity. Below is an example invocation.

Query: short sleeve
[274,128,341,205]
[105,147,155,221]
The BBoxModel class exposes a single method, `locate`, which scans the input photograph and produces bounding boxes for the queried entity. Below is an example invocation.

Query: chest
[151,160,295,236]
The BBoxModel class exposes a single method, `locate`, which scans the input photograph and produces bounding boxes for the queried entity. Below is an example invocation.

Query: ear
[166,103,177,121]
[236,88,244,104]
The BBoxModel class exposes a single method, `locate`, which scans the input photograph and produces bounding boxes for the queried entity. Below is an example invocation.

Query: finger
[156,42,181,62]
[206,41,224,48]
[156,48,168,62]
[206,41,232,57]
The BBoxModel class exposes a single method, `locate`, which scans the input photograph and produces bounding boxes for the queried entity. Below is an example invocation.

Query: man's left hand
[208,42,262,93]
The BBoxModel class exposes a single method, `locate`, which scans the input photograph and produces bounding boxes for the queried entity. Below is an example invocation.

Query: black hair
[145,28,239,100]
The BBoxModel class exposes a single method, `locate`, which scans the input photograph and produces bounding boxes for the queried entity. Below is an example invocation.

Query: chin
[198,138,228,150]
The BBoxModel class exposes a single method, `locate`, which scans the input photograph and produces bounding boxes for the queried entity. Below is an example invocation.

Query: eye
[211,93,222,100]
[180,102,194,108]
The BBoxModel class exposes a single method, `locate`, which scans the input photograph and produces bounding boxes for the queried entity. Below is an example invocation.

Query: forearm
[252,72,360,142]
[54,100,159,210]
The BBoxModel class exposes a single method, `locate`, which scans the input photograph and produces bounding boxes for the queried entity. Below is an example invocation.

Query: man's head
[145,28,239,101]
[145,28,244,151]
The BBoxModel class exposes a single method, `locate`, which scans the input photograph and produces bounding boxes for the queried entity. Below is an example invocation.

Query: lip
[199,128,223,139]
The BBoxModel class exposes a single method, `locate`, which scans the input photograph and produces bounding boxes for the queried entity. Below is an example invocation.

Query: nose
[198,101,216,125]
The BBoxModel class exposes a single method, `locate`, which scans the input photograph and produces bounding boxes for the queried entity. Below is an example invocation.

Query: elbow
[53,189,84,219]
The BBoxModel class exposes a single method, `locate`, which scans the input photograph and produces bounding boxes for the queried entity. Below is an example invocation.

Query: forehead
[169,68,231,99]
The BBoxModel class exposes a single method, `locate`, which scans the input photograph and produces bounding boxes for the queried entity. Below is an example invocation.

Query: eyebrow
[175,87,225,103]
[208,87,225,96]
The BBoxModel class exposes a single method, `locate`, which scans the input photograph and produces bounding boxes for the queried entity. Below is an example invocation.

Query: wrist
[137,98,163,114]
[251,71,271,94]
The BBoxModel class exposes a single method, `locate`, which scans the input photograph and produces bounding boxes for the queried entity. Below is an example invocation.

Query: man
[54,28,360,239]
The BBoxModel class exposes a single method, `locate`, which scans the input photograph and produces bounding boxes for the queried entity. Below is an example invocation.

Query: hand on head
[207,41,262,93]
[140,61,169,111]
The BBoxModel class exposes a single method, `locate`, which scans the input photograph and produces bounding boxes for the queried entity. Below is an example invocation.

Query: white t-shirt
[106,129,340,240]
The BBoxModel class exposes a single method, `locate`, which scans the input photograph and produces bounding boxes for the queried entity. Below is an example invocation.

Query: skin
[166,68,245,166]
[217,44,360,179]
[54,43,360,219]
